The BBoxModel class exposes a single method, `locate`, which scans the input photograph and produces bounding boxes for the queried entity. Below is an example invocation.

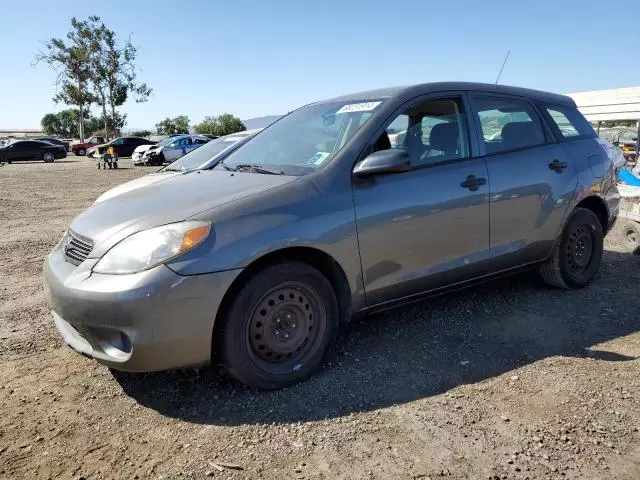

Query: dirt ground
[1,156,639,480]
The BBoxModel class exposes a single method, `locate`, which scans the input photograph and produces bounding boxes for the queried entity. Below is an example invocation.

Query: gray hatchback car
[44,82,620,389]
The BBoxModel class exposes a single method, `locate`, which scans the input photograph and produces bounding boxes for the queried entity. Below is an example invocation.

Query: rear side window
[474,96,546,155]
[544,105,595,139]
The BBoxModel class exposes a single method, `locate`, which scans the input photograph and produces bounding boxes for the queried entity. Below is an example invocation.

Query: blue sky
[1,0,639,130]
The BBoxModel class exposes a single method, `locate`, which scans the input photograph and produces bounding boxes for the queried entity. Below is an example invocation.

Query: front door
[353,95,491,306]
[469,94,577,271]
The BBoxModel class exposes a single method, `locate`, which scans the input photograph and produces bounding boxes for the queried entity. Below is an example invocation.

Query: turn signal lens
[180,225,210,252]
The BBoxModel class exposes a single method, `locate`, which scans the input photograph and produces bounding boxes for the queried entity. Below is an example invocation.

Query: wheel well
[212,247,352,358]
[576,196,608,232]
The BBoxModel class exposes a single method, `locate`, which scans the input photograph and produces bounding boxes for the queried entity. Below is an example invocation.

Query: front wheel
[217,261,339,389]
[77,148,86,156]
[539,207,604,289]
[43,152,55,163]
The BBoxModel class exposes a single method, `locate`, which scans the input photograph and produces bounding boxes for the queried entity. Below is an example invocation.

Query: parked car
[1,140,66,163]
[134,135,211,166]
[96,130,262,203]
[44,82,618,390]
[87,137,155,159]
[71,136,106,156]
[33,137,70,152]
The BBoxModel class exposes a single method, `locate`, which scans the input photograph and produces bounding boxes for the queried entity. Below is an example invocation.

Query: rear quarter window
[543,104,596,140]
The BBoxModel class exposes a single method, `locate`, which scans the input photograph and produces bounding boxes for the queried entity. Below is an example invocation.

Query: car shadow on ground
[114,250,640,426]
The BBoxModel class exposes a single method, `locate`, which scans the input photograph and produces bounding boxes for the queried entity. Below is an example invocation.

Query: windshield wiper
[219,159,237,172]
[233,164,285,175]
[162,166,186,172]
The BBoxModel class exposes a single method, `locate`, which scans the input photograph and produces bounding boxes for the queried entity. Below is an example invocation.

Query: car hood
[133,144,154,154]
[93,171,183,203]
[71,171,298,257]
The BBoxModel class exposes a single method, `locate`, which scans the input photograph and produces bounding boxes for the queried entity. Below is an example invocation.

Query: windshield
[217,100,381,175]
[156,136,179,147]
[160,134,249,171]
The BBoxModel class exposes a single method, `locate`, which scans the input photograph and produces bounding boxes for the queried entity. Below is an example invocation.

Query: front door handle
[549,159,568,173]
[460,175,487,191]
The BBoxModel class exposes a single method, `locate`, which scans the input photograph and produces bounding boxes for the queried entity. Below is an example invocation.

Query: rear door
[539,103,606,177]
[24,141,43,160]
[353,93,491,305]
[469,94,577,271]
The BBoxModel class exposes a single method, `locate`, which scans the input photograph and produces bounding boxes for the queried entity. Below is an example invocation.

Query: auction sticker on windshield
[336,101,382,114]
[307,152,331,166]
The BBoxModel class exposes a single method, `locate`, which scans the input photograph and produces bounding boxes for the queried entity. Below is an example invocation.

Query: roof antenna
[494,49,511,84]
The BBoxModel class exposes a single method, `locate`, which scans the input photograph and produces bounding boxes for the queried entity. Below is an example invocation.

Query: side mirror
[353,149,410,178]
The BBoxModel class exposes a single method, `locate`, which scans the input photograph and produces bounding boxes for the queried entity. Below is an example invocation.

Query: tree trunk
[78,79,85,141]
[108,84,117,137]
[79,102,85,141]
[100,91,108,140]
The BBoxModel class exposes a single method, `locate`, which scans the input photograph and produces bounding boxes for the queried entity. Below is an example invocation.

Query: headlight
[93,221,210,274]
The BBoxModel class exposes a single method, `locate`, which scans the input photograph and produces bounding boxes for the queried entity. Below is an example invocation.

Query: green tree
[40,109,98,138]
[130,130,152,138]
[35,16,151,141]
[155,116,190,135]
[89,18,151,139]
[35,18,100,140]
[194,113,245,136]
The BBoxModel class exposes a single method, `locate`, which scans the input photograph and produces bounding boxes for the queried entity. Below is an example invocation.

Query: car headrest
[429,123,459,153]
[501,122,544,149]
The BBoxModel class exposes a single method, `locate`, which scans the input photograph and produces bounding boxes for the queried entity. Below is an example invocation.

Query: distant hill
[242,115,282,130]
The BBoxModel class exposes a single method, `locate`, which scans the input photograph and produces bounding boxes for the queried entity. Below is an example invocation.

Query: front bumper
[43,245,241,372]
[132,152,145,164]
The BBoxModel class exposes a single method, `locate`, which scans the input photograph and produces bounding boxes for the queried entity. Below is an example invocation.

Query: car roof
[315,82,575,107]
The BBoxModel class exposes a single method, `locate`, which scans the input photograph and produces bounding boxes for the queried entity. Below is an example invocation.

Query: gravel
[0,157,639,479]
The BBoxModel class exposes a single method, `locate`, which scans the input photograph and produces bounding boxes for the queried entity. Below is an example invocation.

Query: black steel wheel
[539,207,604,289]
[218,261,339,389]
[247,282,326,369]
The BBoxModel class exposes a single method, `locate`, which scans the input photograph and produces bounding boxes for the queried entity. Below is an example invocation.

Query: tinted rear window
[544,105,595,139]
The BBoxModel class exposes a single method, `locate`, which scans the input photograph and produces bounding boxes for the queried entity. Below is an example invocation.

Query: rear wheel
[539,207,604,289]
[622,221,640,253]
[217,261,339,389]
[43,152,55,163]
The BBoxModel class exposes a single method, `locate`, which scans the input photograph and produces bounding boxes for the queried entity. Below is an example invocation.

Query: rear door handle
[549,159,568,173]
[460,175,487,191]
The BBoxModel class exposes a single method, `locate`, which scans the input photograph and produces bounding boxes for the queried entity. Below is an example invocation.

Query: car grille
[63,231,93,266]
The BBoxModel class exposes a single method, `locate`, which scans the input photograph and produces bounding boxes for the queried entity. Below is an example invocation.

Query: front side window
[217,100,380,175]
[113,138,125,145]
[545,105,595,139]
[474,96,545,154]
[377,98,469,167]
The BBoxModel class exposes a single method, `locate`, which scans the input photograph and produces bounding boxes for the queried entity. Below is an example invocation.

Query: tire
[43,152,55,163]
[622,221,640,253]
[154,153,165,166]
[539,207,604,289]
[217,261,339,389]
[77,148,86,156]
